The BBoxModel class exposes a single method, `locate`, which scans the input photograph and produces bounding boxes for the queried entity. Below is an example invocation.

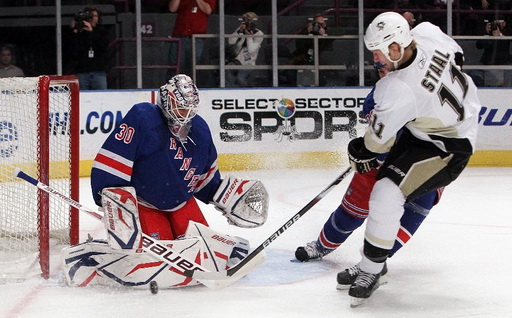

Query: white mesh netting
[0,77,75,281]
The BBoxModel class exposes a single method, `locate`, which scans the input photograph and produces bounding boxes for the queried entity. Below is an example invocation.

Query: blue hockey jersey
[91,102,222,210]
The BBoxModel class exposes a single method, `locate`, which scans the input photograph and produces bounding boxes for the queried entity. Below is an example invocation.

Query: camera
[491,20,502,32]
[243,20,256,33]
[311,22,323,35]
[74,11,94,31]
[485,19,503,33]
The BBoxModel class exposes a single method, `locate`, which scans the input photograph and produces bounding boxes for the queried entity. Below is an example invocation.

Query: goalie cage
[0,76,80,281]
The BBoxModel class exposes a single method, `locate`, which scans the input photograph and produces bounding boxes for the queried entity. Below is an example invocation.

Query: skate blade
[336,283,350,291]
[348,278,386,307]
[289,258,322,263]
[350,296,367,308]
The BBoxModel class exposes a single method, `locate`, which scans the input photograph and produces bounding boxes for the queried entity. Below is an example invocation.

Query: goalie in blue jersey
[61,74,269,289]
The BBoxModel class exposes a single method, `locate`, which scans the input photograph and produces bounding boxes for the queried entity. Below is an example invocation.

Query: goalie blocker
[212,175,269,228]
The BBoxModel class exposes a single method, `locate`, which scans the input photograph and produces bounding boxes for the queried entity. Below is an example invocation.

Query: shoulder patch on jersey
[418,53,427,69]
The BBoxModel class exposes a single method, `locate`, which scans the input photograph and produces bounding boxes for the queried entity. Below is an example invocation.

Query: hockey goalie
[61,75,269,289]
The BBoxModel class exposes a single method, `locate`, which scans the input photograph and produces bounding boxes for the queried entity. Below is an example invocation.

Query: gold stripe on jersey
[364,131,396,154]
[399,154,453,196]
[409,117,459,136]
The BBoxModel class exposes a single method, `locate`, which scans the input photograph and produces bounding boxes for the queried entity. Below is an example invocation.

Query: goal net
[0,76,80,281]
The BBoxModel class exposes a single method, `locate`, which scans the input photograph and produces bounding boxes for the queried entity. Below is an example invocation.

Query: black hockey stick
[13,168,222,288]
[186,166,353,287]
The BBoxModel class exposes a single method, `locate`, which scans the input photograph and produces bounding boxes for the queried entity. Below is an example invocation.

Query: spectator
[420,0,446,31]
[289,13,333,86]
[290,13,330,66]
[402,11,416,29]
[0,46,24,78]
[460,0,489,35]
[225,12,264,87]
[69,7,109,90]
[476,17,512,86]
[168,0,216,79]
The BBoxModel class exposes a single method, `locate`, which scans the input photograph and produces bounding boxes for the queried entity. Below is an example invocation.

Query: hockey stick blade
[188,250,266,288]
[13,169,223,289]
[186,167,353,286]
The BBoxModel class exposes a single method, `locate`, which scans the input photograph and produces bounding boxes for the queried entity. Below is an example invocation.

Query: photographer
[286,14,333,86]
[69,7,109,90]
[475,17,512,86]
[290,14,329,66]
[225,12,264,87]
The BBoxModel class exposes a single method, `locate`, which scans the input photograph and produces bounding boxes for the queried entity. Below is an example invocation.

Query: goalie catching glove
[213,175,269,228]
[348,137,379,174]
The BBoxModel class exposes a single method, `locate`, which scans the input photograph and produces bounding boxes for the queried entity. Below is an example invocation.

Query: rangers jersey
[365,22,481,155]
[91,102,221,210]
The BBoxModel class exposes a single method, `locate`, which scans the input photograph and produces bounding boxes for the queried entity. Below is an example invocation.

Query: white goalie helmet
[364,12,413,62]
[159,74,200,127]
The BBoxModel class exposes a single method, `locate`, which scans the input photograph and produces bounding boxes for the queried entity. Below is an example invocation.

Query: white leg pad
[101,187,142,249]
[365,177,406,250]
[61,238,203,289]
[184,221,250,272]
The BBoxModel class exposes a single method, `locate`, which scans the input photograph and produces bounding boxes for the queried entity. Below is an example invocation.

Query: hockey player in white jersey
[343,12,481,306]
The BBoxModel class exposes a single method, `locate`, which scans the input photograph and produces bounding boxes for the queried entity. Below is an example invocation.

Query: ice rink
[1,167,511,317]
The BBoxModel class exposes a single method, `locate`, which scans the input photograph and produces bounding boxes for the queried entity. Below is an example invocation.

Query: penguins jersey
[91,102,222,211]
[365,22,481,155]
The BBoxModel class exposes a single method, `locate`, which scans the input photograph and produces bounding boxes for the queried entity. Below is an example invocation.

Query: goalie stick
[185,166,353,287]
[13,168,222,289]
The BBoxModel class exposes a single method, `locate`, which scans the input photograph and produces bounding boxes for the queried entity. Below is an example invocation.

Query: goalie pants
[138,197,208,240]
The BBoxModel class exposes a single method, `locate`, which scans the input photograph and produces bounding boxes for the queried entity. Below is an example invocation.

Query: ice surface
[1,167,511,317]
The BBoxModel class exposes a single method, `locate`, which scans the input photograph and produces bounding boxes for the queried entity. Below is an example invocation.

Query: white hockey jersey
[365,22,481,155]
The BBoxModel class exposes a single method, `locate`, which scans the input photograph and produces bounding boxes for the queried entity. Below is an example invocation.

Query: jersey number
[437,63,468,121]
[370,113,385,139]
[368,63,468,139]
[115,123,135,144]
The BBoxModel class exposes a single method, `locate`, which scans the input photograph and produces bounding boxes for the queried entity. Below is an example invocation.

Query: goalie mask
[158,74,200,140]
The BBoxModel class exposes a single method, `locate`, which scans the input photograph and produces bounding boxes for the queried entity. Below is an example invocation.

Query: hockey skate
[336,262,387,291]
[348,267,386,307]
[294,241,331,262]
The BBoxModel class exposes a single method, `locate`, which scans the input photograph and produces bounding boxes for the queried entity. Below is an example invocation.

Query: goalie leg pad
[212,175,269,228]
[184,221,250,271]
[101,187,142,249]
[61,238,203,289]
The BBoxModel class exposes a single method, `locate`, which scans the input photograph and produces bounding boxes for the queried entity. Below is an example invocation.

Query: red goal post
[0,76,80,280]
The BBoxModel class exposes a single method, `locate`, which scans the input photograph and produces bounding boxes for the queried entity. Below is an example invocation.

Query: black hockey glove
[347,137,379,174]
